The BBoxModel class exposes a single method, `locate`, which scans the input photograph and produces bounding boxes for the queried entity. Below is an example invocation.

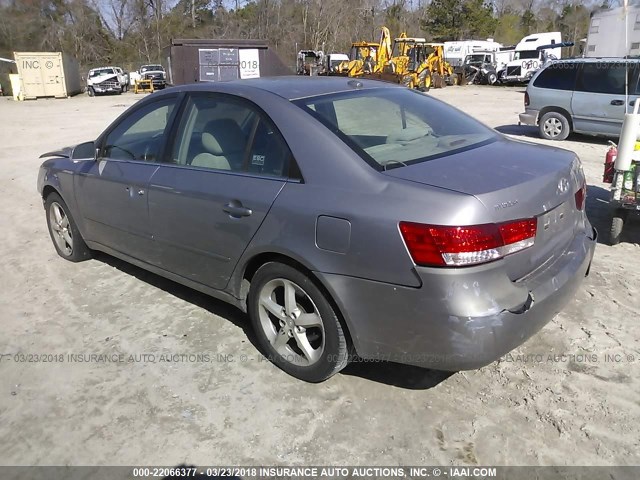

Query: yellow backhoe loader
[337,27,392,77]
[337,27,457,91]
[423,43,458,88]
[383,36,457,90]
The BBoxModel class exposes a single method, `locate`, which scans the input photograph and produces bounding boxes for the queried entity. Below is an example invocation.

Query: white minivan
[519,57,640,140]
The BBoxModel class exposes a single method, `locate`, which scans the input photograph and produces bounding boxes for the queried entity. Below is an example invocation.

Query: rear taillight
[575,182,586,210]
[524,92,530,107]
[399,219,537,267]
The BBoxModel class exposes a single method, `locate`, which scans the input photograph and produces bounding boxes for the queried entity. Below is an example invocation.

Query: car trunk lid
[384,138,585,280]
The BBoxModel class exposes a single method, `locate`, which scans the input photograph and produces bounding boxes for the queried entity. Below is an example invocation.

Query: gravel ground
[0,85,638,469]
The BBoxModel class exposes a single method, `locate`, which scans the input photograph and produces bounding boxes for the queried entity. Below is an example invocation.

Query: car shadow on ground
[587,184,613,246]
[92,252,455,389]
[93,251,259,348]
[586,184,640,245]
[495,124,615,146]
[341,361,454,389]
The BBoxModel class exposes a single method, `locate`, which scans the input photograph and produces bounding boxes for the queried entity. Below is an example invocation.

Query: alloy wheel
[257,278,325,366]
[49,202,73,256]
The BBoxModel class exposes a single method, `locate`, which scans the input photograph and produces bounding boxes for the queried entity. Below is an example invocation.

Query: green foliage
[422,0,496,41]
[494,13,526,45]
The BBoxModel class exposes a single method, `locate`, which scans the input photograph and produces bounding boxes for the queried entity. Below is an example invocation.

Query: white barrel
[615,99,640,171]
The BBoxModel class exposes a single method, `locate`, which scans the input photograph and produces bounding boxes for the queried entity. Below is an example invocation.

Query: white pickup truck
[86,66,128,96]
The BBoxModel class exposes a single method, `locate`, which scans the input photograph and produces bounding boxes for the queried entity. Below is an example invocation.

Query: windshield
[514,50,539,60]
[141,65,163,72]
[89,68,115,77]
[465,55,486,65]
[294,88,496,170]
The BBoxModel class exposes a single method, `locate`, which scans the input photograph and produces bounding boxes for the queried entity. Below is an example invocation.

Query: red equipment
[603,142,617,183]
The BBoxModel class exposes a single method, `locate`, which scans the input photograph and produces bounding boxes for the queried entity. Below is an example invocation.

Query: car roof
[184,76,400,101]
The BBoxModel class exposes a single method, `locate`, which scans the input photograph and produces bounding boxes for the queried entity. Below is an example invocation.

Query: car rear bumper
[316,224,597,371]
[519,108,539,126]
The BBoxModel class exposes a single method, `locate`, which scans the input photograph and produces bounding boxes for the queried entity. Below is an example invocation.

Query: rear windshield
[293,88,496,170]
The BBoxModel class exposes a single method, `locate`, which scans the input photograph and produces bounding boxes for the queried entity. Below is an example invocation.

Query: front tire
[45,192,92,262]
[87,86,95,97]
[248,262,349,382]
[539,111,570,141]
[418,70,431,92]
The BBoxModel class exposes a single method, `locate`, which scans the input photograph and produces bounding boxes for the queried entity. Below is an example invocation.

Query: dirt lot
[0,85,639,469]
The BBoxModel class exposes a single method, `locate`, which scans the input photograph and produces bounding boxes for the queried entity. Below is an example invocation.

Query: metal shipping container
[13,52,81,100]
[163,39,291,86]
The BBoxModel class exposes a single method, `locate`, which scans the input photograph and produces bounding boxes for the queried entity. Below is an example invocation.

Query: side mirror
[70,141,97,160]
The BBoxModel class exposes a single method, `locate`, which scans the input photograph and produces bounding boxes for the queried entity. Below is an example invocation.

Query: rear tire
[45,192,92,262]
[609,209,627,245]
[539,111,570,141]
[248,262,349,382]
[487,72,498,85]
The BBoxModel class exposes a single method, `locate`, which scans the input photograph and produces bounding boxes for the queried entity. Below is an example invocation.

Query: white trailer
[586,5,640,57]
[501,32,563,84]
[444,40,502,67]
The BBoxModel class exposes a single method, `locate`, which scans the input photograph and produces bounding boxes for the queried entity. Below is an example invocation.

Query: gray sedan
[38,77,597,382]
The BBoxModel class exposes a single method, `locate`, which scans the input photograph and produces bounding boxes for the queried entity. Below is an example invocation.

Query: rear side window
[576,63,630,95]
[171,94,291,177]
[533,63,578,90]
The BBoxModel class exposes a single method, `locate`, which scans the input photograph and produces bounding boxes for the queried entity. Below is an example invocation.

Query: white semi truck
[501,32,563,84]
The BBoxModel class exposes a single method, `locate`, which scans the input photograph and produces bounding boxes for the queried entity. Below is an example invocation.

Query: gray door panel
[75,160,158,260]
[75,95,179,261]
[147,166,286,289]
[571,63,639,136]
[571,92,633,136]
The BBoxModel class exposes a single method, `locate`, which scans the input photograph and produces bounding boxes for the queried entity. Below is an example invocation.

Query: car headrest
[201,119,246,156]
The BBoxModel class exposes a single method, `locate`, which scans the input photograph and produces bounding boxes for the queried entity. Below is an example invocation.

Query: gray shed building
[163,39,291,86]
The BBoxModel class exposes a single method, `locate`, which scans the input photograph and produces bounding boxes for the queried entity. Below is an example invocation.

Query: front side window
[171,94,290,177]
[102,97,176,161]
[294,88,496,170]
[576,63,630,95]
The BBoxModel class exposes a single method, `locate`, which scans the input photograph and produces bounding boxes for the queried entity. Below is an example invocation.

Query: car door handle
[223,200,252,218]
[611,100,625,106]
[125,186,145,195]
